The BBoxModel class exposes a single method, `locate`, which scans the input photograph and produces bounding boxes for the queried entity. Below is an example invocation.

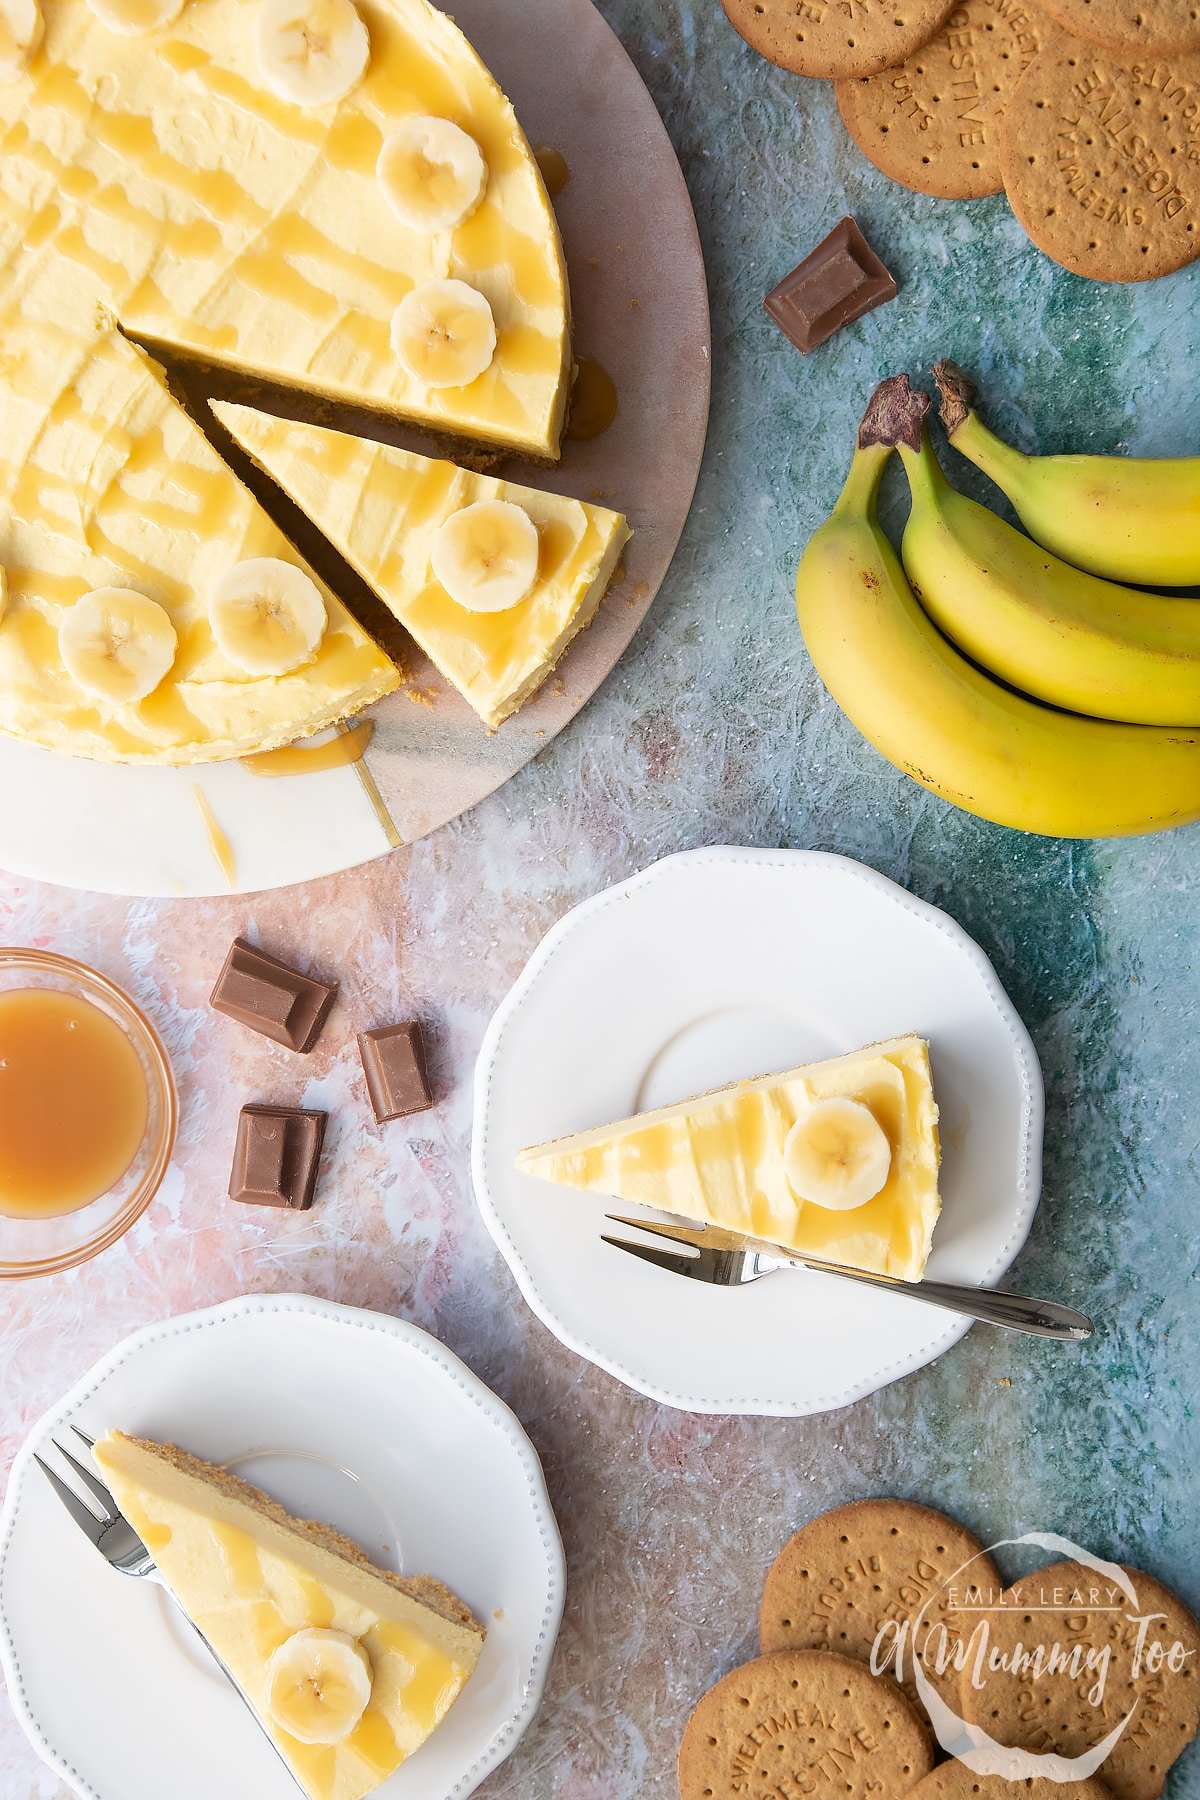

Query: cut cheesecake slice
[516,1034,942,1282]
[215,402,631,730]
[94,1431,485,1800]
[0,334,397,764]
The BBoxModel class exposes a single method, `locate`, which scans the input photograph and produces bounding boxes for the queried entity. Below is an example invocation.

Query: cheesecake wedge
[516,1034,942,1282]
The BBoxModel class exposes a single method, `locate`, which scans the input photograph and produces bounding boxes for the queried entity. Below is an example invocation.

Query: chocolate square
[229,1104,327,1210]
[764,216,897,354]
[210,938,336,1053]
[357,1022,433,1123]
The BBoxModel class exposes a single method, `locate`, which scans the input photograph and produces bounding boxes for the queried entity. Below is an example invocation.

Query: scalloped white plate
[473,848,1046,1416]
[0,1294,564,1800]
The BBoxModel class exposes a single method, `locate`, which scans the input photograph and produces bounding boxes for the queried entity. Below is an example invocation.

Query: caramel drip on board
[193,788,236,887]
[567,359,618,441]
[242,720,375,778]
[533,146,570,198]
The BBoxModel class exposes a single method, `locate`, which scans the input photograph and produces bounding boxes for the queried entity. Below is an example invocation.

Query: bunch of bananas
[795,367,1200,839]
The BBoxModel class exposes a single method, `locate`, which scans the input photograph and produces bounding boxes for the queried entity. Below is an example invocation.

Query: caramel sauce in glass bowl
[0,950,176,1278]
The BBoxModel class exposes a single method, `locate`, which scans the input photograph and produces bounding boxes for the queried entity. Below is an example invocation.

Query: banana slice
[84,0,185,34]
[264,1628,373,1747]
[431,500,540,613]
[783,1098,892,1212]
[390,279,497,389]
[0,0,43,79]
[378,117,488,234]
[255,0,369,107]
[208,558,327,676]
[59,588,178,704]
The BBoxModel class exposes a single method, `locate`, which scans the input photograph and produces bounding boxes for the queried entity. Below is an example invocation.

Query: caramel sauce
[0,989,149,1219]
[242,720,375,778]
[567,359,618,441]
[534,146,570,198]
[193,788,236,887]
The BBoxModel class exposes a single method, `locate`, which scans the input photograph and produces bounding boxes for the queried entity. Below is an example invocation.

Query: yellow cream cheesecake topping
[94,1431,484,1800]
[0,0,571,456]
[517,1034,943,1283]
[0,333,397,763]
[215,401,631,730]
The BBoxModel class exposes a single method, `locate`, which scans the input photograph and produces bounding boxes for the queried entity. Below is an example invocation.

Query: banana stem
[933,358,1029,486]
[830,441,891,520]
[896,429,951,506]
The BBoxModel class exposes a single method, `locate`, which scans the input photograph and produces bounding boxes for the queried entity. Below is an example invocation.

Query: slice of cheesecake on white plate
[94,1431,484,1800]
[516,1033,942,1282]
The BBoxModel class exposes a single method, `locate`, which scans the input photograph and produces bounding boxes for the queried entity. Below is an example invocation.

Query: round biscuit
[836,0,1052,199]
[679,1647,935,1800]
[999,40,1200,281]
[1037,0,1200,55]
[760,1498,1002,1722]
[959,1560,1200,1800]
[720,0,961,81]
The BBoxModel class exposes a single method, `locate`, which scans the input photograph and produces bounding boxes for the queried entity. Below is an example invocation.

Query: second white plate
[472,847,1045,1416]
[0,1294,564,1800]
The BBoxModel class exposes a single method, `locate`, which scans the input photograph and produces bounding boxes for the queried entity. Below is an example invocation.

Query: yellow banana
[935,361,1200,588]
[794,379,1200,839]
[898,427,1200,727]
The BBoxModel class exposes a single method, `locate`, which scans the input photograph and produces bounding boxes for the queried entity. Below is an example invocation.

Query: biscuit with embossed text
[959,1560,1200,1800]
[761,1498,1002,1722]
[1038,0,1200,55]
[721,0,960,81]
[836,0,1052,199]
[999,39,1200,280]
[679,1647,935,1800]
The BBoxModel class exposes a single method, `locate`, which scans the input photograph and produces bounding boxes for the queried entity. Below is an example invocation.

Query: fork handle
[779,1259,1093,1341]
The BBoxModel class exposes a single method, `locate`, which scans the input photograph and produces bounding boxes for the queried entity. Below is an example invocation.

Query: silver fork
[34,1429,296,1780]
[603,1214,1094,1341]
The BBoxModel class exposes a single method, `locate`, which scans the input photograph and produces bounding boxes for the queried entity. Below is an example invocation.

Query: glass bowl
[0,949,176,1280]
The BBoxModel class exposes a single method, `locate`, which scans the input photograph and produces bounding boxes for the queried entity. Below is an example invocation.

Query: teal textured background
[2,1,1200,1794]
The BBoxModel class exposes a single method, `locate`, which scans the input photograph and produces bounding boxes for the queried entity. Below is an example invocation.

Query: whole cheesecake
[0,0,597,765]
[94,1430,485,1800]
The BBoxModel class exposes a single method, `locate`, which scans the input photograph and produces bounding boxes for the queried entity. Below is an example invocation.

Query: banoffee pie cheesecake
[0,331,397,763]
[94,1430,485,1800]
[0,0,572,459]
[215,402,631,729]
[517,1034,943,1282]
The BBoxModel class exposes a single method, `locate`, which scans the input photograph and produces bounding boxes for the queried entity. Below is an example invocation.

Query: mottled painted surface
[3,1,1200,1795]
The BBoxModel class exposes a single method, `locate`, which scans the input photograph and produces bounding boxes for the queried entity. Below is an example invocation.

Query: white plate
[0,1294,564,1800]
[472,847,1045,1416]
[0,0,710,898]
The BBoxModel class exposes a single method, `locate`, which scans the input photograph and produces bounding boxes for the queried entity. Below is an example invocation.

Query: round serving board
[0,0,710,897]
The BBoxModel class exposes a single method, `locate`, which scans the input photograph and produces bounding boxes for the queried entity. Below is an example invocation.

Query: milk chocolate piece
[229,1104,327,1209]
[210,938,336,1053]
[764,216,897,354]
[357,1022,432,1123]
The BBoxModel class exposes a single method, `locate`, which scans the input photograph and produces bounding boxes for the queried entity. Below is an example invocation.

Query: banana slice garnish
[378,117,488,234]
[264,1628,373,1746]
[84,0,185,33]
[255,0,369,107]
[0,0,43,79]
[390,278,497,389]
[431,500,540,613]
[208,558,327,676]
[59,588,178,704]
[783,1097,892,1212]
